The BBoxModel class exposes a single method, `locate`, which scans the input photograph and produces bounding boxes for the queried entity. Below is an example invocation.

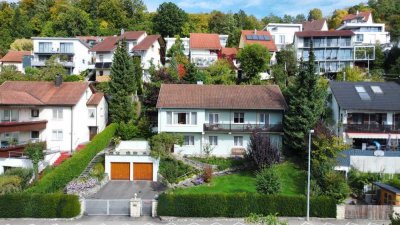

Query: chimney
[120,29,125,36]
[254,29,257,35]
[55,74,63,87]
[356,10,359,15]
[197,81,203,85]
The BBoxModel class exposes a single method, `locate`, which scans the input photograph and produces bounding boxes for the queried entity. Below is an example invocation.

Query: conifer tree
[283,42,327,157]
[109,40,136,123]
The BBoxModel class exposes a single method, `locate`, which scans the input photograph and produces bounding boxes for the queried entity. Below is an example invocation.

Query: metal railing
[344,124,400,133]
[203,123,283,133]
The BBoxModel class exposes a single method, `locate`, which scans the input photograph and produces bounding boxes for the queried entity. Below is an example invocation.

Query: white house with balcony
[189,33,227,68]
[31,37,93,75]
[0,78,108,156]
[294,30,375,74]
[156,84,287,157]
[337,11,390,49]
[264,23,303,50]
[329,81,400,150]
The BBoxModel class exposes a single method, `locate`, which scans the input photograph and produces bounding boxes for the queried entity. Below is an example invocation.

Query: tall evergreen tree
[109,40,136,123]
[283,43,327,157]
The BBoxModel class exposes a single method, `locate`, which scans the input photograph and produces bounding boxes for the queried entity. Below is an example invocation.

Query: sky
[144,0,367,18]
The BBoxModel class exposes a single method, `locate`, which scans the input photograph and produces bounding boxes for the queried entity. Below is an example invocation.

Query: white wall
[350,156,400,174]
[0,151,60,174]
[158,109,205,133]
[190,49,218,68]
[0,63,23,73]
[265,24,302,50]
[105,155,159,182]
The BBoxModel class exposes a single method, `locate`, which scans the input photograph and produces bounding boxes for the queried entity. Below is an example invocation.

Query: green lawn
[189,156,246,171]
[171,162,306,196]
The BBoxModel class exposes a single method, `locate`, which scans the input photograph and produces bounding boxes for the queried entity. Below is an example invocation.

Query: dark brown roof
[132,35,160,51]
[190,33,222,50]
[241,30,277,52]
[0,51,31,63]
[87,93,104,106]
[0,81,89,106]
[156,84,287,110]
[295,30,354,37]
[302,19,327,31]
[90,31,146,52]
[343,11,371,22]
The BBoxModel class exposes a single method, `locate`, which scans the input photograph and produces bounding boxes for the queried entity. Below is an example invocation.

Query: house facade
[189,33,227,68]
[0,79,108,155]
[90,31,164,82]
[329,81,400,149]
[294,30,375,74]
[0,51,31,73]
[337,11,390,49]
[264,23,303,50]
[31,37,93,75]
[156,84,287,157]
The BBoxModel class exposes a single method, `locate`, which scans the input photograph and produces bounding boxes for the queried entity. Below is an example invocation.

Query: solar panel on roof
[246,35,253,40]
[264,35,271,41]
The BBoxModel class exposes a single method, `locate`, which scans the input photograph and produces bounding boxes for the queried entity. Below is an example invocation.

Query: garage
[111,163,130,180]
[134,163,153,180]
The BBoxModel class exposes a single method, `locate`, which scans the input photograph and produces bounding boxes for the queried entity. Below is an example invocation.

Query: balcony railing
[204,123,283,133]
[344,124,400,133]
[0,141,46,158]
[31,59,74,67]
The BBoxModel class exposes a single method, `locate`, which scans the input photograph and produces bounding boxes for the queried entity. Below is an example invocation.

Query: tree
[10,7,32,39]
[35,55,68,81]
[10,38,33,51]
[208,11,236,35]
[371,44,385,70]
[24,142,45,182]
[247,132,280,170]
[294,14,306,23]
[329,9,348,29]
[115,121,140,140]
[284,44,327,156]
[166,36,185,58]
[52,6,93,36]
[336,66,366,81]
[132,57,143,95]
[153,2,188,37]
[149,132,183,158]
[206,59,236,84]
[237,44,270,83]
[255,166,281,194]
[308,8,323,21]
[109,40,136,123]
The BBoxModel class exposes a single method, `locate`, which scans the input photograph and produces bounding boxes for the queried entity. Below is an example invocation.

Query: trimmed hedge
[0,194,80,218]
[157,193,336,218]
[26,123,117,193]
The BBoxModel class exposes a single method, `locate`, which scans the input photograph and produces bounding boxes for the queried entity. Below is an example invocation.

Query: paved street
[0,216,390,225]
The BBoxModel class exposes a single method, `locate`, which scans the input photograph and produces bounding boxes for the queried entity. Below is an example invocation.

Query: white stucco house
[0,51,32,73]
[189,33,227,68]
[31,37,93,75]
[264,23,303,50]
[156,84,287,157]
[90,31,164,82]
[105,140,159,181]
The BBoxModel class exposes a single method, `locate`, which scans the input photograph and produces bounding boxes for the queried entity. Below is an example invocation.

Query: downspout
[71,106,73,153]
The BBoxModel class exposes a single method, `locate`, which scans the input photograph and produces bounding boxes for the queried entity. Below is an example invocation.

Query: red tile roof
[302,19,327,31]
[90,31,146,52]
[241,30,277,52]
[221,48,238,57]
[0,81,90,106]
[87,92,104,106]
[190,33,222,50]
[0,51,31,63]
[156,84,287,110]
[343,11,371,22]
[132,35,161,51]
[295,30,355,37]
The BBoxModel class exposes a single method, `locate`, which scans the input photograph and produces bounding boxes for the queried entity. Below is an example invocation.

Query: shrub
[245,213,288,225]
[64,75,84,82]
[203,165,213,183]
[26,124,117,193]
[247,132,280,169]
[157,193,336,218]
[137,116,153,139]
[89,162,105,180]
[159,158,196,184]
[0,194,80,218]
[116,121,140,140]
[390,212,400,225]
[4,168,33,189]
[256,166,281,194]
[150,132,183,158]
[0,176,22,195]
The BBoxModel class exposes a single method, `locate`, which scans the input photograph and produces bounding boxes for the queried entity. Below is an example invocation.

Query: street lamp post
[307,129,314,221]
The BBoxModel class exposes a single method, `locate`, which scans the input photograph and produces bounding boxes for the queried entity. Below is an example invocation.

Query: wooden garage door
[133,163,153,181]
[111,163,130,180]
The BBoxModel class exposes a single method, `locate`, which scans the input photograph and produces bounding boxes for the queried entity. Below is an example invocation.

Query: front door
[89,126,98,140]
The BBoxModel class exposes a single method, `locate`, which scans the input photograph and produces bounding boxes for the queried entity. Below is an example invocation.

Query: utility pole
[307,129,314,221]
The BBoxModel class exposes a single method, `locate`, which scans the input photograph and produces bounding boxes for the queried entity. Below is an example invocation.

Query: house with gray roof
[329,81,400,150]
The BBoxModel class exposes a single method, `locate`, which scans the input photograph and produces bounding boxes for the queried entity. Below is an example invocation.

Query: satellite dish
[374,150,385,157]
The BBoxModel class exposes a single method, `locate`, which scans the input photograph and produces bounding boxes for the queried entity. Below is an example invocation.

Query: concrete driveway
[88,180,166,200]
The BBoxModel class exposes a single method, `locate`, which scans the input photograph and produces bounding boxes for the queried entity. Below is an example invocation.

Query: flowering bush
[65,176,97,194]
[193,177,204,185]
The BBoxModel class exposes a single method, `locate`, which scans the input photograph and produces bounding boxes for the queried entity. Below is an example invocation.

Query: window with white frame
[52,130,63,141]
[184,136,195,145]
[234,136,243,146]
[166,111,197,125]
[209,136,218,146]
[88,109,96,119]
[259,113,268,124]
[0,109,18,122]
[234,112,244,124]
[52,108,63,120]
[209,113,219,124]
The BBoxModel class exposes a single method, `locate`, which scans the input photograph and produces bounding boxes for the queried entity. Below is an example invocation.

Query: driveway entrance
[88,180,165,199]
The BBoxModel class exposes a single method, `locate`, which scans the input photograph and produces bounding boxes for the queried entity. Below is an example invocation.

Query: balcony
[0,120,47,133]
[344,124,400,134]
[35,49,74,55]
[204,123,283,133]
[31,59,75,67]
[0,141,46,158]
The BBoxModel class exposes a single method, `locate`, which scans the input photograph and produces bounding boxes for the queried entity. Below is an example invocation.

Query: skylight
[371,86,383,94]
[355,86,371,100]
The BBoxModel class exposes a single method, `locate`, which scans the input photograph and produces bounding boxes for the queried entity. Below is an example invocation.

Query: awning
[346,133,400,139]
